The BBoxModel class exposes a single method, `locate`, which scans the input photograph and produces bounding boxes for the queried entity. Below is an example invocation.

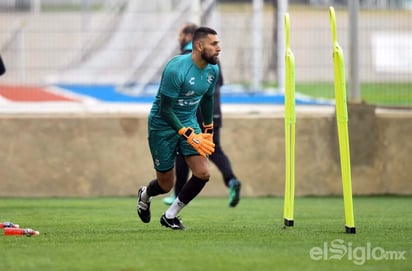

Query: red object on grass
[4,228,39,236]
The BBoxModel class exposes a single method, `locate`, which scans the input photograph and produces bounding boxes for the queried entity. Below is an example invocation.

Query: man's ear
[194,40,203,51]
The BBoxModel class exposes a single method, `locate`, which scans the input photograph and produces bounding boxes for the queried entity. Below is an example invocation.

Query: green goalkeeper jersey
[149,53,219,131]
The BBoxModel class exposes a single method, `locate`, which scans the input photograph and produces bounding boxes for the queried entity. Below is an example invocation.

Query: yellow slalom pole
[283,13,296,227]
[329,7,356,234]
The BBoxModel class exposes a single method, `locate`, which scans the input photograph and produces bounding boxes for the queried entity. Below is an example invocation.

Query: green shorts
[148,127,200,172]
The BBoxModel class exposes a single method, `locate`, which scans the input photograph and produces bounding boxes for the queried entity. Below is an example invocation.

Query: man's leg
[209,127,241,207]
[209,128,236,186]
[163,154,190,205]
[137,170,174,223]
[161,155,210,229]
[139,128,178,223]
[0,54,6,76]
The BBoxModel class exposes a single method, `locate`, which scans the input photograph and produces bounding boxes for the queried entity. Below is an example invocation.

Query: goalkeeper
[137,27,220,230]
[163,22,241,208]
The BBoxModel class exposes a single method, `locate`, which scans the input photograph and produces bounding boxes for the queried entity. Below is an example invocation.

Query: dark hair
[182,22,198,35]
[193,27,217,42]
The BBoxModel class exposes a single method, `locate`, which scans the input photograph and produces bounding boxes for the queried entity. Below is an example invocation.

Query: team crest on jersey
[207,73,214,84]
[185,90,195,96]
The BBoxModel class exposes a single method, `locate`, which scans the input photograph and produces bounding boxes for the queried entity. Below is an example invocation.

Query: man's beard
[201,51,218,65]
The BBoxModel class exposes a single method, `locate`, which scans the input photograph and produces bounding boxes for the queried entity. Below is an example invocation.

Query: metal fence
[0,0,411,106]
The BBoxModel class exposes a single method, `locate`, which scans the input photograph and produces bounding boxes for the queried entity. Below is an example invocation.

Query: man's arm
[159,93,215,157]
[160,93,215,157]
[159,93,184,131]
[199,93,214,126]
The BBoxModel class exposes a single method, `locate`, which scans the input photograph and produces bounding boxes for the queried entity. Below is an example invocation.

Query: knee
[156,171,175,192]
[196,171,210,182]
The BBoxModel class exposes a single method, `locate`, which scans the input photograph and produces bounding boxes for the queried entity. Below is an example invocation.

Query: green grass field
[296,82,412,106]
[0,196,410,271]
[263,82,412,106]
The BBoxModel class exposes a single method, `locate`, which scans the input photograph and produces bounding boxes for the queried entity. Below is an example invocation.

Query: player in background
[0,54,5,76]
[137,27,219,230]
[162,22,242,208]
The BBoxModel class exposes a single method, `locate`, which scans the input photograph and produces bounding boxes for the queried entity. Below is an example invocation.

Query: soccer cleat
[228,178,241,207]
[160,213,185,230]
[137,187,151,223]
[162,194,176,206]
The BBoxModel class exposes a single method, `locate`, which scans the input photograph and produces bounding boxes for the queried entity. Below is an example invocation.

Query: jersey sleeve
[158,58,183,99]
[199,93,214,125]
[159,93,184,132]
[205,65,219,97]
[156,56,186,132]
[200,65,219,125]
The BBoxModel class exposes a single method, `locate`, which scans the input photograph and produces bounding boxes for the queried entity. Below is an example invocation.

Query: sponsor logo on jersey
[185,90,195,96]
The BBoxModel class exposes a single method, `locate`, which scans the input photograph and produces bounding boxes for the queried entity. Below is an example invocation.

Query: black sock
[146,179,166,197]
[178,175,208,205]
[175,154,190,195]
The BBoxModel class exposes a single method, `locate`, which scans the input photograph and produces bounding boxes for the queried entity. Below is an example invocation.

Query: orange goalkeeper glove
[178,127,215,157]
[202,123,214,143]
